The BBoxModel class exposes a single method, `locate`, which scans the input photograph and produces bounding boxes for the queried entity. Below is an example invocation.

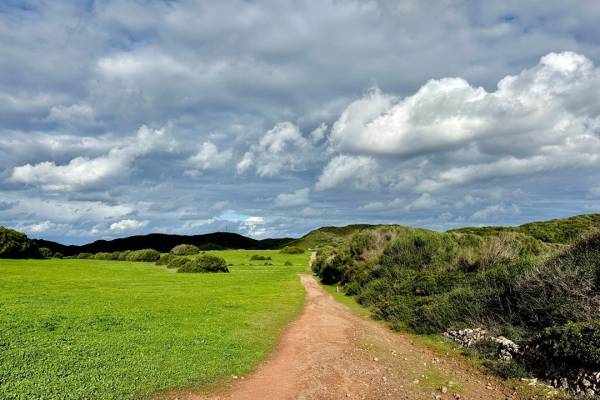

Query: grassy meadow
[0,250,309,399]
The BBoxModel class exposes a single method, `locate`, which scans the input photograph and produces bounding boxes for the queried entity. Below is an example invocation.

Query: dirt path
[166,272,520,400]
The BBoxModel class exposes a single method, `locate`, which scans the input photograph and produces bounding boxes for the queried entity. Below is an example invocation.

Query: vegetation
[311,216,600,381]
[0,227,39,259]
[279,246,304,254]
[125,249,160,262]
[170,244,200,256]
[0,250,309,399]
[38,247,53,258]
[178,254,229,273]
[250,254,271,260]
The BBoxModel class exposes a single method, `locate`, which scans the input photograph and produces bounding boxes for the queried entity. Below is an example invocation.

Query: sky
[2,0,600,244]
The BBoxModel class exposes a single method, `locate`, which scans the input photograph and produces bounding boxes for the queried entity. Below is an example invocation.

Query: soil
[164,274,521,400]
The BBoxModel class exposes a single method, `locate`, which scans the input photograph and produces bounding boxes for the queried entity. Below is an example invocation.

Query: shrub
[528,320,600,369]
[156,253,175,266]
[0,227,39,258]
[53,252,64,259]
[94,252,113,260]
[250,254,271,261]
[280,246,304,254]
[284,261,293,266]
[38,247,53,258]
[511,230,600,329]
[77,252,93,259]
[126,249,160,262]
[166,256,189,269]
[177,254,229,273]
[170,244,200,256]
[117,250,131,261]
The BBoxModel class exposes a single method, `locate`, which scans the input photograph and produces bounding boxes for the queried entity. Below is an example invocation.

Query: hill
[286,224,379,249]
[33,232,294,256]
[449,213,600,244]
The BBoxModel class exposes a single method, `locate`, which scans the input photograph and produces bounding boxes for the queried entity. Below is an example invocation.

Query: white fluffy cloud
[109,219,148,233]
[325,52,600,191]
[10,125,171,191]
[188,141,232,170]
[236,122,312,176]
[316,155,379,191]
[274,188,310,207]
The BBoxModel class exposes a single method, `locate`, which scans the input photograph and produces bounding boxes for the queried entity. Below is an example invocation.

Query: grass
[0,250,309,399]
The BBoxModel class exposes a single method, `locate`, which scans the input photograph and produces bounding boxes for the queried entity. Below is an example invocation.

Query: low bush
[280,246,304,254]
[170,244,200,256]
[528,321,600,369]
[250,254,271,261]
[156,253,175,266]
[94,252,114,260]
[284,261,293,266]
[53,252,64,259]
[511,230,600,329]
[126,249,160,262]
[166,256,189,269]
[178,254,229,273]
[77,253,93,259]
[38,247,53,258]
[117,251,131,261]
[0,227,39,258]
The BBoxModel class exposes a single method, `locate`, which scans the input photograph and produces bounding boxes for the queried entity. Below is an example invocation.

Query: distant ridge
[33,232,295,256]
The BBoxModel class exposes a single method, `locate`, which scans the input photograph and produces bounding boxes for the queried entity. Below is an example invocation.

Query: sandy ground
[164,274,521,400]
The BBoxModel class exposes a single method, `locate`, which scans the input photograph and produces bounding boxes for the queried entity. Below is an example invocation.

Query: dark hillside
[34,232,295,256]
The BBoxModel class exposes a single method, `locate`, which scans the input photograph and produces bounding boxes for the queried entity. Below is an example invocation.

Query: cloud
[10,125,171,191]
[274,188,310,207]
[327,52,600,192]
[316,155,379,191]
[109,219,148,233]
[188,141,232,170]
[236,122,312,176]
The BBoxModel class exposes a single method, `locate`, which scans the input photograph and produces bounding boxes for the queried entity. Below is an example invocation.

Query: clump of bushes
[527,320,600,370]
[280,246,304,254]
[77,252,93,259]
[94,252,113,260]
[53,252,64,259]
[250,254,271,261]
[155,253,175,266]
[166,256,189,269]
[284,261,293,266]
[126,249,160,262]
[170,244,200,256]
[177,254,229,273]
[0,227,39,258]
[38,247,53,258]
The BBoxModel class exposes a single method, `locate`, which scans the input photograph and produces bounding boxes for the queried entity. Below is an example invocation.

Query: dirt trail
[165,271,521,400]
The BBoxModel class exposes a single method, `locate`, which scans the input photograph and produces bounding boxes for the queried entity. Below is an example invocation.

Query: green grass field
[0,250,309,399]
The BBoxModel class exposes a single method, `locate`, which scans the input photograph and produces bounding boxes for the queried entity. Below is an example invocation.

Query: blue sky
[2,0,600,244]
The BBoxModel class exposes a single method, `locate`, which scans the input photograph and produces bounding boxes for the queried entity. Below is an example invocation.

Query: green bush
[38,247,53,258]
[0,227,39,258]
[94,252,114,260]
[126,249,160,262]
[170,244,200,256]
[117,251,131,261]
[77,252,93,259]
[53,252,64,259]
[166,256,189,269]
[280,246,304,254]
[511,230,600,329]
[528,321,600,369]
[284,261,293,266]
[177,254,229,273]
[156,253,175,266]
[250,254,271,261]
